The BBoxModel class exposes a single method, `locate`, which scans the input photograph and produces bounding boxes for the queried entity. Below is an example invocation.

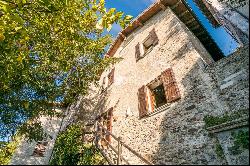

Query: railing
[92,121,154,165]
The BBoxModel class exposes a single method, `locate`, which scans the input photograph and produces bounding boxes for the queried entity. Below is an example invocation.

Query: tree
[50,124,105,165]
[0,134,20,165]
[0,0,132,142]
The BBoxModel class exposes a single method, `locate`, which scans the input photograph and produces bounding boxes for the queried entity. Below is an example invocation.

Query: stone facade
[206,46,249,114]
[10,109,64,165]
[202,0,249,45]
[70,6,249,166]
[219,0,249,19]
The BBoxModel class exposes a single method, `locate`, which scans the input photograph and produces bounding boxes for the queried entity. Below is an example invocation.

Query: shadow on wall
[149,47,249,165]
[148,61,225,165]
[70,85,119,126]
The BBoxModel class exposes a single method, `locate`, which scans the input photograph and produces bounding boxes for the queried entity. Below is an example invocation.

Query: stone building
[69,0,249,165]
[9,108,66,165]
[194,0,249,46]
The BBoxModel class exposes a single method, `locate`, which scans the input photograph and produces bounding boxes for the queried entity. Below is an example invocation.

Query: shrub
[50,124,105,165]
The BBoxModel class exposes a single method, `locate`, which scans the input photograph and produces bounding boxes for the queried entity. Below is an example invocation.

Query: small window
[135,28,159,61]
[147,77,167,111]
[32,141,48,157]
[151,84,167,108]
[143,36,154,54]
[138,68,181,118]
[123,33,134,47]
[107,68,115,86]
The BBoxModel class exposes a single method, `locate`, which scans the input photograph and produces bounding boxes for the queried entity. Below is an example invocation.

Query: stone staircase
[83,122,153,165]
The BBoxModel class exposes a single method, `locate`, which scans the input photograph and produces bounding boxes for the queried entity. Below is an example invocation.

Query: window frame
[138,68,181,119]
[101,68,115,90]
[146,76,168,113]
[32,141,48,157]
[142,35,154,55]
[135,28,159,62]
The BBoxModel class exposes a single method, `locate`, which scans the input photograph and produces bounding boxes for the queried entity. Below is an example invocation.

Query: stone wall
[10,109,64,165]
[71,7,249,165]
[206,46,249,114]
[216,127,249,165]
[220,0,249,19]
[84,8,218,165]
[208,0,249,35]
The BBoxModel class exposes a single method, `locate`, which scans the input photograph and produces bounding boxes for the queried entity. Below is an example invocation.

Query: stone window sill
[143,46,153,57]
[147,103,171,117]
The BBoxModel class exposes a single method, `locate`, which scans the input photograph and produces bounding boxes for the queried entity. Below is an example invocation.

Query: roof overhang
[105,0,224,61]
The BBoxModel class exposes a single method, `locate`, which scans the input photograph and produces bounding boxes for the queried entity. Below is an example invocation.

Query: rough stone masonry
[67,5,249,166]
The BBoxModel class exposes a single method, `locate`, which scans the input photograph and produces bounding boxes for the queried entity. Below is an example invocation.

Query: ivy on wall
[215,142,224,159]
[204,109,249,128]
[50,124,105,165]
[229,130,249,155]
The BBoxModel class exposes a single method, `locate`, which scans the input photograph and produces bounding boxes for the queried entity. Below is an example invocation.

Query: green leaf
[0,0,8,6]
[0,33,5,41]
[15,27,22,31]
[96,18,103,30]
[24,102,29,109]
[107,23,112,32]
[1,4,9,12]
[124,15,133,21]
[17,55,23,63]
[11,13,24,24]
[115,11,124,19]
[108,8,116,15]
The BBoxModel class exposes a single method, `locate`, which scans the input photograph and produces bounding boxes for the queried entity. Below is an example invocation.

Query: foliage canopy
[0,0,132,142]
[0,134,20,165]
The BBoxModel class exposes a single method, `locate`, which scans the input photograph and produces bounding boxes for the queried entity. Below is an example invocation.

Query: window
[150,84,167,108]
[101,68,115,91]
[143,36,154,54]
[119,34,135,55]
[96,107,113,146]
[135,28,159,62]
[138,68,181,118]
[32,141,48,157]
[107,68,115,86]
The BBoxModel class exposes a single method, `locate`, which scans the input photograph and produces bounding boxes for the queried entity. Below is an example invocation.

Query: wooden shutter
[149,89,155,113]
[161,68,181,102]
[149,28,159,46]
[106,107,113,143]
[108,68,115,85]
[138,85,149,118]
[135,42,141,61]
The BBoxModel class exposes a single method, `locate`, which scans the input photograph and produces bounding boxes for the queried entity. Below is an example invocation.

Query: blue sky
[105,0,239,56]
